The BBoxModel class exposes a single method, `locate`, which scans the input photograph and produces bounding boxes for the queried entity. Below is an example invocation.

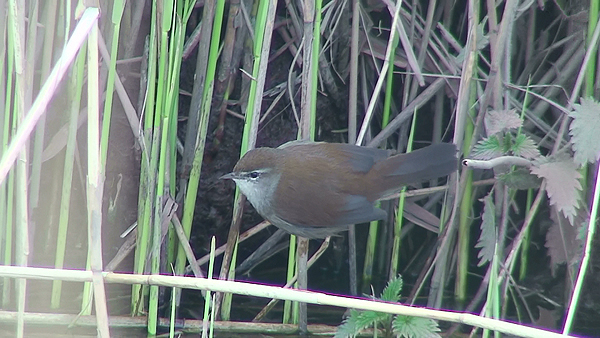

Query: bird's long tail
[370,143,458,199]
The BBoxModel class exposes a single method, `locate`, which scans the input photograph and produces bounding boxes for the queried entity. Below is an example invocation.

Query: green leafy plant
[335,276,441,338]
[471,106,587,224]
[472,109,540,161]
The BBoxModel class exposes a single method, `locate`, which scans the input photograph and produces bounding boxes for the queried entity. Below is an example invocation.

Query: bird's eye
[249,171,260,179]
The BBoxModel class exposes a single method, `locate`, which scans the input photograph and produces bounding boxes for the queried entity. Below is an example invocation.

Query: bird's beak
[219,172,236,180]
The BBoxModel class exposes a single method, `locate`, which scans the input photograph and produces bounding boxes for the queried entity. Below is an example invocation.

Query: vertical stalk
[1,11,14,308]
[584,0,599,95]
[50,44,86,309]
[85,20,110,337]
[100,0,126,167]
[147,0,174,332]
[389,111,416,278]
[8,1,28,336]
[132,0,158,316]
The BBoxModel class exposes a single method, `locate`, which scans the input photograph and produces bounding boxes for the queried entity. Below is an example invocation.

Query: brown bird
[221,141,457,238]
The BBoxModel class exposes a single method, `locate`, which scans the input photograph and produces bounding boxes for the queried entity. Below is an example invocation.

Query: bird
[221,141,457,238]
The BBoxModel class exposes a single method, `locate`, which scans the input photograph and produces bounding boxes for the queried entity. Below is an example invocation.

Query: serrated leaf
[381,275,403,302]
[475,193,496,266]
[485,109,522,135]
[335,309,390,338]
[569,97,600,165]
[335,309,362,338]
[472,136,503,160]
[497,168,542,190]
[511,134,541,159]
[393,315,441,338]
[531,158,582,223]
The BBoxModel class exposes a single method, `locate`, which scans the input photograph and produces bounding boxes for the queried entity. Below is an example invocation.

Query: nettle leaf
[335,309,363,338]
[531,158,582,223]
[393,315,441,338]
[511,134,541,159]
[381,275,403,302]
[335,309,390,338]
[569,97,600,165]
[497,168,542,190]
[485,109,522,136]
[472,136,503,160]
[475,193,496,266]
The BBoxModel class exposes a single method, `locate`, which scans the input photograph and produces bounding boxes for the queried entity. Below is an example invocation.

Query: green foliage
[392,315,441,338]
[473,109,541,161]
[335,276,441,338]
[472,136,504,160]
[381,274,403,302]
[471,104,586,226]
[511,134,540,159]
[473,133,540,161]
[335,309,391,338]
